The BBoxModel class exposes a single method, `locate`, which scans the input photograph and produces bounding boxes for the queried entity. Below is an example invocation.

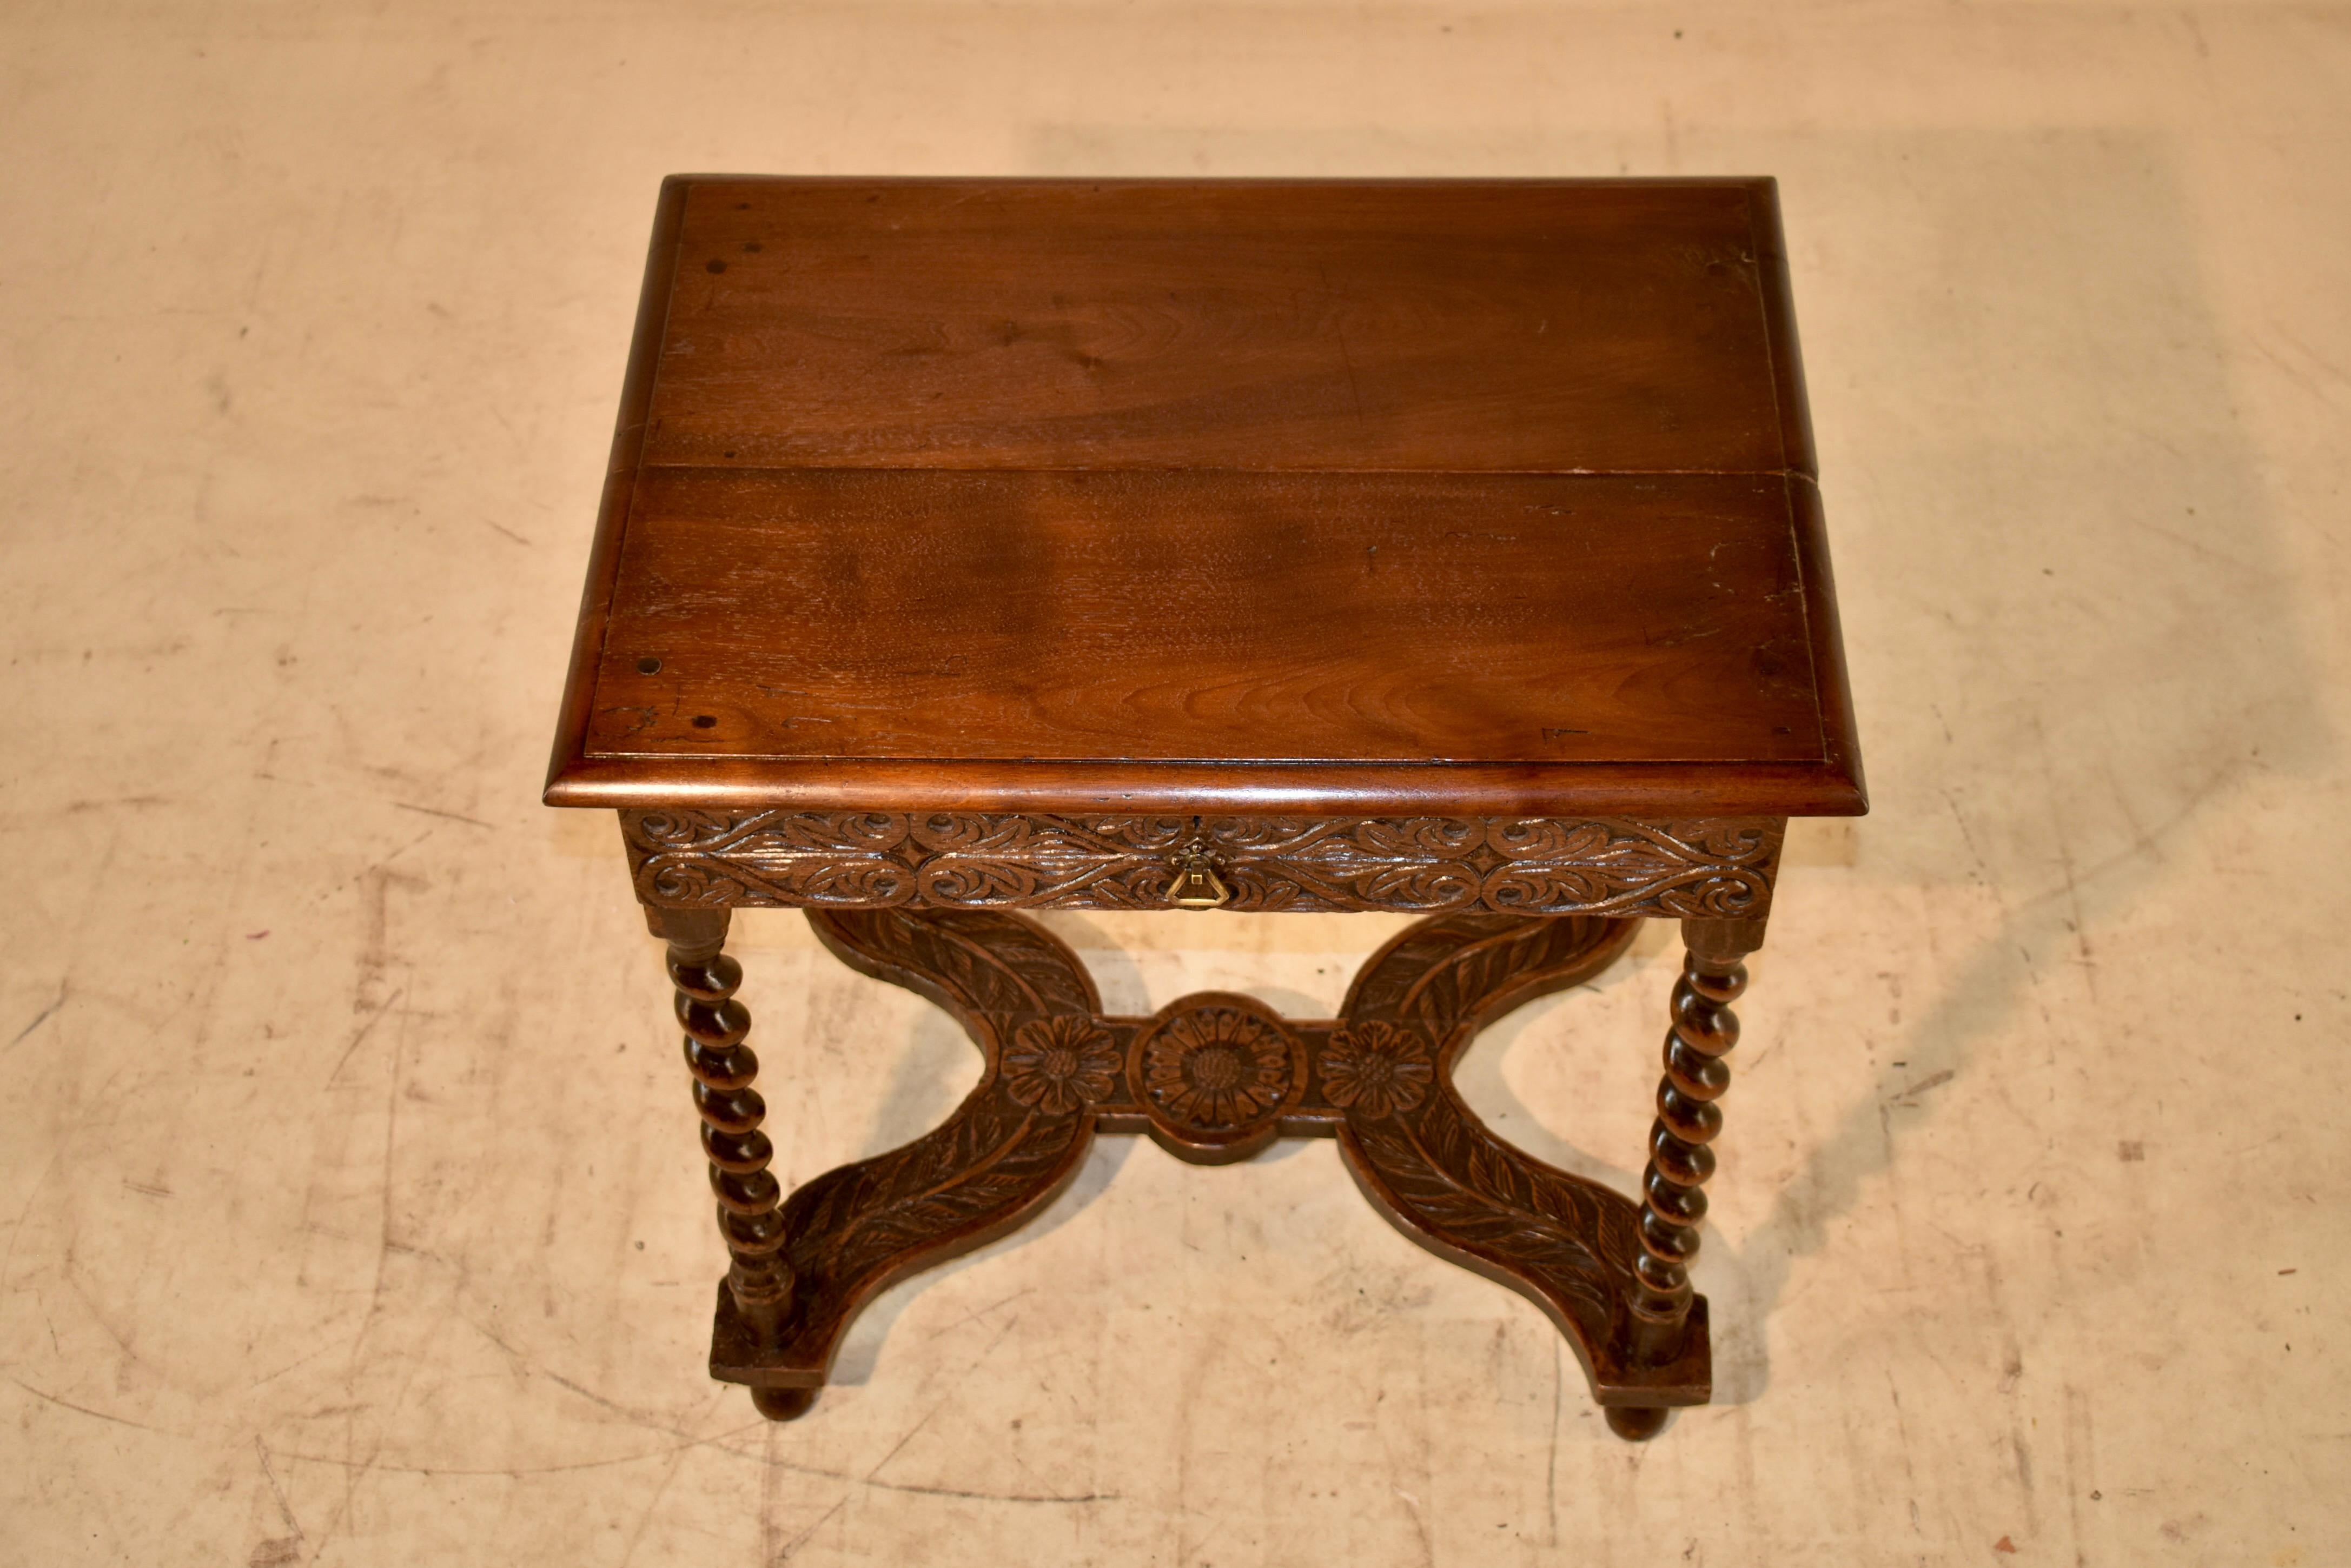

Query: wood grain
[644,176,1802,475]
[587,468,1823,767]
[545,176,1866,818]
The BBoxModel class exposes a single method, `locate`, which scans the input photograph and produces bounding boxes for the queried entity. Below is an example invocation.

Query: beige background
[4,3,2347,1564]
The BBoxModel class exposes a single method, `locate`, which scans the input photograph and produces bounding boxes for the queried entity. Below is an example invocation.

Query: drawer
[621,811,1783,919]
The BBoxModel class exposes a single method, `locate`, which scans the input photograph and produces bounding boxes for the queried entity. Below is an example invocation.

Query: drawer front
[621,812,1782,920]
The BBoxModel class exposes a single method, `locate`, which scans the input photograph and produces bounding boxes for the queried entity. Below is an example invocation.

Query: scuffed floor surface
[3,3,2348,1564]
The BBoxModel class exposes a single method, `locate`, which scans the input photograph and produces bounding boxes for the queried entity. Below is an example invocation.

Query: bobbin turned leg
[1607,915,1766,1442]
[643,907,806,1421]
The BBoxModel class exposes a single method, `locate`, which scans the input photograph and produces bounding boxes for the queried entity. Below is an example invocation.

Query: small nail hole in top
[637,656,663,674]
[692,714,718,729]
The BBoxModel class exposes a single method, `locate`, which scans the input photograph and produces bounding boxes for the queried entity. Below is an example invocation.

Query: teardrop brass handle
[1167,843,1231,909]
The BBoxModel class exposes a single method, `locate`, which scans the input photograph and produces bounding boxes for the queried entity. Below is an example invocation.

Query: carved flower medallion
[1318,1021,1436,1119]
[1001,1015,1121,1117]
[1137,1001,1307,1133]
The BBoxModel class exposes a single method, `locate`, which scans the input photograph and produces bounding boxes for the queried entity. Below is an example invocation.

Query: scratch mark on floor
[255,1436,307,1547]
[863,1310,1031,1487]
[267,1429,1119,1504]
[61,1265,147,1369]
[775,1496,849,1561]
[615,1420,699,1568]
[864,1386,956,1483]
[248,1345,334,1390]
[926,1286,1033,1337]
[537,1364,659,1423]
[317,827,437,902]
[260,1424,1120,1503]
[1393,1483,1433,1565]
[1547,1337,1563,1546]
[850,1476,1117,1505]
[1893,1068,1956,1104]
[7,981,68,1051]
[9,1377,175,1435]
[269,1423,773,1479]
[62,794,169,813]
[0,1151,63,1287]
[327,989,405,1085]
[392,801,495,830]
[759,1421,782,1564]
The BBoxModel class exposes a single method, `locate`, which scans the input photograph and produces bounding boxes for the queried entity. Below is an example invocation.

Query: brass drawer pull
[1167,842,1231,909]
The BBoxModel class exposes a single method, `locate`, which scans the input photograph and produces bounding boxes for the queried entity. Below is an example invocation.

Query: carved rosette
[621,811,1782,918]
[1317,1021,1435,1118]
[1128,995,1307,1162]
[1001,1015,1122,1116]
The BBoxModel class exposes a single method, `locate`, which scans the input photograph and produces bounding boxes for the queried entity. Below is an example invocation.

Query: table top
[547,177,1863,818]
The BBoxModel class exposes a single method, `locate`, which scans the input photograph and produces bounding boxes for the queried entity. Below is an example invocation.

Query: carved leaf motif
[816,909,1100,1022]
[633,810,909,853]
[918,858,1179,909]
[1208,816,1484,858]
[1350,1100,1630,1333]
[1483,863,1770,918]
[1210,818,1486,911]
[915,860,1046,905]
[791,1094,1087,1291]
[911,815,1193,855]
[712,903,1698,1407]
[1346,914,1635,1044]
[1481,819,1777,916]
[622,810,1779,916]
[1486,819,1613,860]
[1397,922,1567,1039]
[645,854,918,908]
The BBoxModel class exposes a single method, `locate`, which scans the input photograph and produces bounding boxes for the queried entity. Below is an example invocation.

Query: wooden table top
[547,177,1863,817]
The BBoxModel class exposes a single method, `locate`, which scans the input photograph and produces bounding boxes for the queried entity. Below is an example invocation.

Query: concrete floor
[4,3,2348,1564]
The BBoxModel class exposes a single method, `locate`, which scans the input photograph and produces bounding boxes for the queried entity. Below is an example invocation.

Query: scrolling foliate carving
[711,902,1707,1431]
[1204,816,1488,911]
[1482,819,1780,918]
[1333,911,1648,1357]
[909,814,1191,908]
[629,810,919,906]
[621,811,1783,918]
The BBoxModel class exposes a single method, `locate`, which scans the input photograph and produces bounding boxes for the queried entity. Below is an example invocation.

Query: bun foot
[1605,1405,1671,1442]
[752,1386,818,1421]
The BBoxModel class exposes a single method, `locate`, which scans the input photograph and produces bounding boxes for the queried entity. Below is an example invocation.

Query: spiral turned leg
[646,909,797,1404]
[1611,916,1765,1441]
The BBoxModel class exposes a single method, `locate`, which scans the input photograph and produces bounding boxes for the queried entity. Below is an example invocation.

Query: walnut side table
[545,176,1864,1441]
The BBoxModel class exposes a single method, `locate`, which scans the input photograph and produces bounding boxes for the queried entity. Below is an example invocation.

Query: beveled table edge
[543,759,1866,817]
